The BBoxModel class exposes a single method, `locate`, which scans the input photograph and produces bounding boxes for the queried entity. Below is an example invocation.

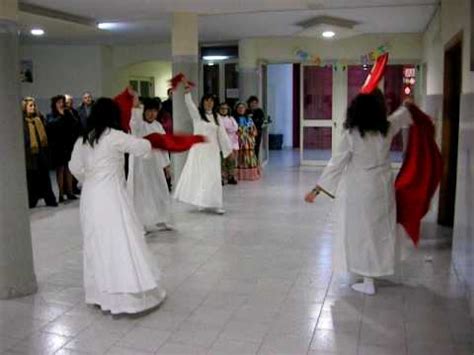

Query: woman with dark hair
[127,97,173,231]
[247,96,266,160]
[46,95,80,202]
[69,98,204,315]
[173,86,232,214]
[235,102,261,181]
[22,97,57,208]
[305,89,413,295]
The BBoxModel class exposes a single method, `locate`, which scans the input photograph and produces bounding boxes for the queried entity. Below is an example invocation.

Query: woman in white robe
[305,89,413,295]
[173,88,232,214]
[69,98,166,315]
[127,98,173,231]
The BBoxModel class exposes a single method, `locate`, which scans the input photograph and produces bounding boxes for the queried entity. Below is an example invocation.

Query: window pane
[203,64,219,96]
[303,127,332,161]
[347,65,371,104]
[303,66,333,120]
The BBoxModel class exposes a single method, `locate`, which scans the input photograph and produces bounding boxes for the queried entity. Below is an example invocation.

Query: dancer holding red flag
[70,97,204,314]
[304,54,441,295]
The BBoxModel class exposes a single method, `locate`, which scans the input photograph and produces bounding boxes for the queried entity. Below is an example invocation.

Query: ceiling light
[202,55,229,61]
[30,28,44,36]
[322,31,335,38]
[97,22,116,30]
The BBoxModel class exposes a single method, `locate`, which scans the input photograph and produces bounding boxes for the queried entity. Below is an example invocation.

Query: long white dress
[69,129,166,314]
[127,108,171,228]
[318,106,413,277]
[173,93,232,208]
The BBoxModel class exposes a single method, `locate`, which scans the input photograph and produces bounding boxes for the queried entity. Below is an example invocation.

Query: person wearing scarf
[235,102,261,181]
[22,97,57,207]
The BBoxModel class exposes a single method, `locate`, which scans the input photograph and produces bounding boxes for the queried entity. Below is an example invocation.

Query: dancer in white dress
[305,89,413,296]
[173,86,232,214]
[127,97,173,231]
[70,98,203,314]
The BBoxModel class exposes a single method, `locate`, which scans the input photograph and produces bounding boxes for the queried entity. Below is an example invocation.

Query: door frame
[438,32,463,227]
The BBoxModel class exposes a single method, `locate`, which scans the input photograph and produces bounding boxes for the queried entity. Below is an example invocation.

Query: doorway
[438,36,462,227]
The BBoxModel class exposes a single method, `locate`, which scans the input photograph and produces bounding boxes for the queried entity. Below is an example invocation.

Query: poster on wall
[20,60,33,83]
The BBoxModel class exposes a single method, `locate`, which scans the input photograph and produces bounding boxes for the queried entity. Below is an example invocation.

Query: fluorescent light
[322,31,335,38]
[30,28,45,36]
[97,22,116,30]
[202,55,229,61]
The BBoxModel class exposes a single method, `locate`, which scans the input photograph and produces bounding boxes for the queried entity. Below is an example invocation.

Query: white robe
[69,129,165,314]
[173,93,232,208]
[127,108,171,227]
[318,107,413,277]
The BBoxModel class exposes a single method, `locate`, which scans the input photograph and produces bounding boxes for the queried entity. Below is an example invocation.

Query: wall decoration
[20,60,33,83]
[294,42,391,71]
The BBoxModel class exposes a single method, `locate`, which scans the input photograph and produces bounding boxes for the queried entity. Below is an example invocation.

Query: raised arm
[130,107,145,138]
[184,92,202,123]
[388,105,413,137]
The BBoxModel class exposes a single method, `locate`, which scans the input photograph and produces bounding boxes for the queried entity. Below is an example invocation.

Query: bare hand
[132,93,140,108]
[304,191,318,203]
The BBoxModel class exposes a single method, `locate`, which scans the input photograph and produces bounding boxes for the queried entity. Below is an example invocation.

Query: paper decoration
[294,43,391,70]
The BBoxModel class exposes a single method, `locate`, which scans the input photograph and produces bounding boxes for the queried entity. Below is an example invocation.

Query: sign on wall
[20,60,33,83]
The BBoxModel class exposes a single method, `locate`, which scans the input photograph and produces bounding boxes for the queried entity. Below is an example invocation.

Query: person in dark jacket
[77,92,94,132]
[46,95,81,202]
[247,96,266,160]
[22,97,58,208]
[162,88,173,117]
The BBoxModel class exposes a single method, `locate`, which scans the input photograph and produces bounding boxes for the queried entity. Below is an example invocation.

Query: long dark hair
[50,95,65,116]
[198,94,219,125]
[82,98,121,147]
[344,88,389,137]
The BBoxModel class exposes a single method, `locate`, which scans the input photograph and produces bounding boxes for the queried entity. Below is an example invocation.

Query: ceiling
[19,0,440,44]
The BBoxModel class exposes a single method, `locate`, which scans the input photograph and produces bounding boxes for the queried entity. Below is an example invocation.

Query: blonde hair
[22,97,39,117]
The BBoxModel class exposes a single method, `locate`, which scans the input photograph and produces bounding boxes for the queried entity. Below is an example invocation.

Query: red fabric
[395,104,443,246]
[360,53,389,94]
[169,73,196,92]
[143,133,205,152]
[114,89,134,133]
[158,111,173,134]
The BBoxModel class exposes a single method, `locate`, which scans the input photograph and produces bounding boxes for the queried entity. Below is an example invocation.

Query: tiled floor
[1,150,472,355]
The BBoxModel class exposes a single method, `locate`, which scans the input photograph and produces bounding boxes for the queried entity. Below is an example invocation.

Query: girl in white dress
[127,98,173,231]
[70,98,203,314]
[173,87,232,214]
[305,89,413,295]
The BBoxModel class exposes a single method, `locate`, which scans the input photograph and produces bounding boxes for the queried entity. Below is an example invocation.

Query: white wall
[267,64,293,148]
[20,45,103,113]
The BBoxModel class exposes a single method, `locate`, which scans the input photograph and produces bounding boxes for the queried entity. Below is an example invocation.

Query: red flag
[395,104,443,246]
[143,133,205,152]
[169,73,196,91]
[360,53,389,94]
[114,89,134,133]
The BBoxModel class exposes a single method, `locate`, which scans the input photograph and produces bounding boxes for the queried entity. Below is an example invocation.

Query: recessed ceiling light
[202,55,229,61]
[97,22,116,30]
[30,28,45,36]
[322,31,335,38]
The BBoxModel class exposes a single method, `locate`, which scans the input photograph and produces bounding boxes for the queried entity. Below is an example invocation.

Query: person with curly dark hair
[45,95,81,202]
[305,89,414,296]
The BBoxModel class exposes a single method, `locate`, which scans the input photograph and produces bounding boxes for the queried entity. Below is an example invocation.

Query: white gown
[173,93,232,208]
[127,108,171,228]
[318,106,413,277]
[69,129,166,314]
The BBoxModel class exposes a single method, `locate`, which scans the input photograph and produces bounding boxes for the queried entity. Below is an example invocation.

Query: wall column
[0,0,38,299]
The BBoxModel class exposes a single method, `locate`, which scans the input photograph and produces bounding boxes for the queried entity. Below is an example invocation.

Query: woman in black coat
[46,95,81,202]
[22,97,57,207]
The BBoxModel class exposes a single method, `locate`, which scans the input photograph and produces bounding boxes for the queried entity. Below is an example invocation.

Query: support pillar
[171,12,199,182]
[0,0,38,299]
[238,39,259,101]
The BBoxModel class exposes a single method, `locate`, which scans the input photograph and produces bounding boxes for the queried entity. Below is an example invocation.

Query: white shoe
[351,277,376,295]
[214,208,226,215]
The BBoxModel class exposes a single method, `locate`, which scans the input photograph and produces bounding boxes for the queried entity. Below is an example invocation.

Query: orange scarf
[25,116,48,154]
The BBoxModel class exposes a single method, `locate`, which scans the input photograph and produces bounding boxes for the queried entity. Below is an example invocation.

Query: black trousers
[254,130,263,160]
[26,166,57,208]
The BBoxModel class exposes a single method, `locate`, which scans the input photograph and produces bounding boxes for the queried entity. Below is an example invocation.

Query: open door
[438,36,462,227]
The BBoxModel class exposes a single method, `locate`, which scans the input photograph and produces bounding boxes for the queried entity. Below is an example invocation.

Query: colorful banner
[294,43,391,71]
